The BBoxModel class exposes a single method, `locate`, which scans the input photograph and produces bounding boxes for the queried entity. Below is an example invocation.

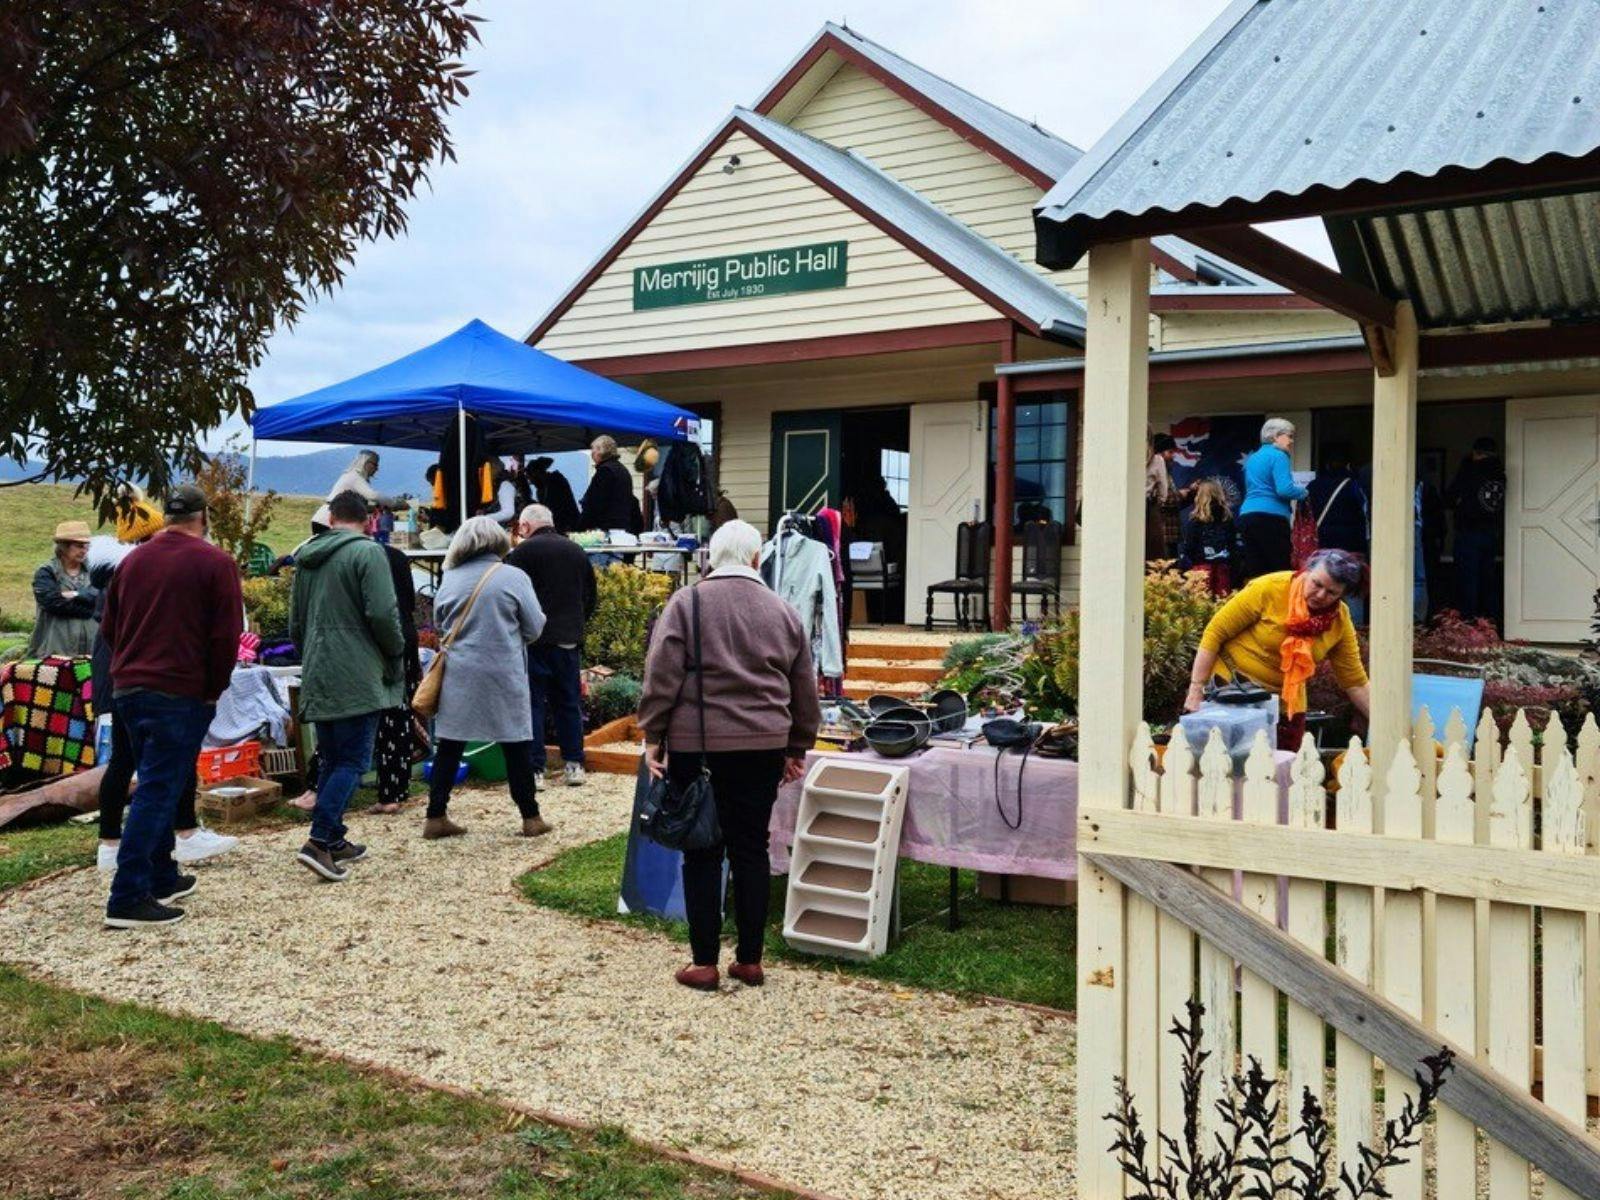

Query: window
[988,391,1075,537]
[880,448,909,511]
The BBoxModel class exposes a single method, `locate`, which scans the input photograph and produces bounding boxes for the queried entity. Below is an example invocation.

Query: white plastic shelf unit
[782,758,909,961]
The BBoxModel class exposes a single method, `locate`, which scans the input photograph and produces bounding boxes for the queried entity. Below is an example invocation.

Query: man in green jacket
[289,490,404,881]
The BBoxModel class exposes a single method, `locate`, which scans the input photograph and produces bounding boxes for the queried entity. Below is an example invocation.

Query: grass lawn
[521,834,1077,1012]
[0,966,778,1200]
[0,482,321,624]
[0,802,786,1199]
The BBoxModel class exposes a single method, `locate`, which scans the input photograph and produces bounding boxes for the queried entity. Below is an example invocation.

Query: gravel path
[0,777,1078,1199]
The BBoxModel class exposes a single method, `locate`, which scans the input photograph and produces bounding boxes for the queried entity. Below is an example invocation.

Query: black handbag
[637,586,722,851]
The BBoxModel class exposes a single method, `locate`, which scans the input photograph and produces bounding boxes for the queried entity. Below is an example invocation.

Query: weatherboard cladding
[736,108,1086,337]
[821,23,1085,183]
[533,126,1006,360]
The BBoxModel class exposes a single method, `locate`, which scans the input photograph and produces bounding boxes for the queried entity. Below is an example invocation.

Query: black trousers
[427,738,539,820]
[98,714,197,839]
[1236,512,1291,585]
[673,748,785,967]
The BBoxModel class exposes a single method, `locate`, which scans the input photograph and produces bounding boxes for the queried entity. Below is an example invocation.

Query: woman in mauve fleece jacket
[638,520,821,994]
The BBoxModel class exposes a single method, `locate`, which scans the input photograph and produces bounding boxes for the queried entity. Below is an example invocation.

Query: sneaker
[156,875,198,904]
[104,898,186,929]
[174,826,239,864]
[329,839,367,864]
[564,763,586,787]
[97,843,119,873]
[295,841,348,882]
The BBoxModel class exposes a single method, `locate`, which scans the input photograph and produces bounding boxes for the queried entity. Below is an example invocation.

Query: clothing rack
[764,510,846,684]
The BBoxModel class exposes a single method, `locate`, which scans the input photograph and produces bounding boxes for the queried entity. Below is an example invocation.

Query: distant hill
[0,447,590,503]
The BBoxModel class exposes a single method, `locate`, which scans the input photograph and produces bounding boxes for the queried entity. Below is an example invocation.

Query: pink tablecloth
[769,745,1297,885]
[770,745,1080,880]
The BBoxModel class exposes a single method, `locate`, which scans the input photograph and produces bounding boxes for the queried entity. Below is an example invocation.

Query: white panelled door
[1506,395,1600,642]
[905,400,989,625]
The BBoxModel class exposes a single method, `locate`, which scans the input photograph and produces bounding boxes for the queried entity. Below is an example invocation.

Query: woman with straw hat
[27,518,99,657]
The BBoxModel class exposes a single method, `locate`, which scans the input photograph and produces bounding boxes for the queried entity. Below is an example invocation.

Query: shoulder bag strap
[438,563,502,654]
[1316,477,1350,529]
[691,584,710,775]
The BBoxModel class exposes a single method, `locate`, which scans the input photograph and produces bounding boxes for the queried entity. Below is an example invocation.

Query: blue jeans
[108,692,214,913]
[310,713,380,846]
[529,645,585,771]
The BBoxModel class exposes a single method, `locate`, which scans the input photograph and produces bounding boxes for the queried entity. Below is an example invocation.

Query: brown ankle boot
[422,816,465,840]
[521,816,553,838]
[675,964,719,991]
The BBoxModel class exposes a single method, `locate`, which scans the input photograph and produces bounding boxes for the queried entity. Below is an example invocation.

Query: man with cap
[27,519,99,657]
[100,484,244,928]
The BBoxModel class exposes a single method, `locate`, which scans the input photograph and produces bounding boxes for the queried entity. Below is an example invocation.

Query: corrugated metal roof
[1034,0,1600,327]
[823,23,1086,182]
[736,108,1086,340]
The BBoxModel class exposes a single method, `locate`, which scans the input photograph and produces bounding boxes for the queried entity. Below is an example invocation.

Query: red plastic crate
[196,741,261,785]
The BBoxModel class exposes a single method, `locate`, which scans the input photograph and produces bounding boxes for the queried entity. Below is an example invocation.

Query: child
[1178,478,1236,595]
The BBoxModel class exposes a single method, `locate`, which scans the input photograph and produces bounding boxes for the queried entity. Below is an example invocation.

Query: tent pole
[457,402,468,529]
[245,435,257,521]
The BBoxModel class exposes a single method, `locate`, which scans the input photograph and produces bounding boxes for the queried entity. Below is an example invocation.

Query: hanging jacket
[759,531,843,678]
[656,442,714,523]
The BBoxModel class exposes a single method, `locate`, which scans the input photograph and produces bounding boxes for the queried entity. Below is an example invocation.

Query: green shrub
[941,633,1008,673]
[1051,567,1224,725]
[583,566,674,677]
[241,573,293,642]
[587,674,642,729]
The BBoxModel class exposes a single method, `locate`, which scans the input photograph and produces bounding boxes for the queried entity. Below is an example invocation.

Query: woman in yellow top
[1183,549,1371,750]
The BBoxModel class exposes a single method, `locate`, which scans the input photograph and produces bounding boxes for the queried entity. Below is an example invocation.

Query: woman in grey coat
[423,517,548,840]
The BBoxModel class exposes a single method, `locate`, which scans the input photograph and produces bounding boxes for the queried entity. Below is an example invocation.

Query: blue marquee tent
[251,318,697,454]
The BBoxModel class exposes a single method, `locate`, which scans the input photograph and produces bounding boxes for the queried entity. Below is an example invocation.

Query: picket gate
[1084,708,1600,1199]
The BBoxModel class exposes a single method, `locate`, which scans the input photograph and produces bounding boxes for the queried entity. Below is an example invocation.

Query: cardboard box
[197,776,282,825]
[977,872,1077,908]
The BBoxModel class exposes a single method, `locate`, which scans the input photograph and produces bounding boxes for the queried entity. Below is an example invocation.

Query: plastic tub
[463,740,508,781]
[423,758,471,786]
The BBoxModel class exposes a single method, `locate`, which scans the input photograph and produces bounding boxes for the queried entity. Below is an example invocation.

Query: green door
[769,410,841,531]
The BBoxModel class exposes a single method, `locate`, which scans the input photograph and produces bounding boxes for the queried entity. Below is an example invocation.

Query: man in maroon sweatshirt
[100,485,243,928]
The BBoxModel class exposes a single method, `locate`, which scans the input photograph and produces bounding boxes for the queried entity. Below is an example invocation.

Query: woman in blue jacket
[1237,418,1307,584]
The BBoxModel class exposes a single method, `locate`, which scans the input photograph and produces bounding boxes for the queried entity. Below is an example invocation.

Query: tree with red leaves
[0,1,478,504]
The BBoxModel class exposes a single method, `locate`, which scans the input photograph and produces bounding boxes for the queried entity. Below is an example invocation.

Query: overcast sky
[241,0,1330,451]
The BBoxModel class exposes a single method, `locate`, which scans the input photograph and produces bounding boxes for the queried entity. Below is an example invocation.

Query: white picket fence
[1095,706,1600,1200]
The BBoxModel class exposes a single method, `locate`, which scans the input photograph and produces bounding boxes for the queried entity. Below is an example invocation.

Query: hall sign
[633,241,848,310]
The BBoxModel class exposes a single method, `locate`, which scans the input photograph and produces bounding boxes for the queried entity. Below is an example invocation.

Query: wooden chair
[925,520,991,630]
[1013,520,1063,622]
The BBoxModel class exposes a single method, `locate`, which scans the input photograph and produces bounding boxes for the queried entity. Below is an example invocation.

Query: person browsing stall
[422,516,548,840]
[289,489,406,881]
[1183,548,1370,751]
[99,485,243,928]
[507,504,596,788]
[639,520,821,993]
